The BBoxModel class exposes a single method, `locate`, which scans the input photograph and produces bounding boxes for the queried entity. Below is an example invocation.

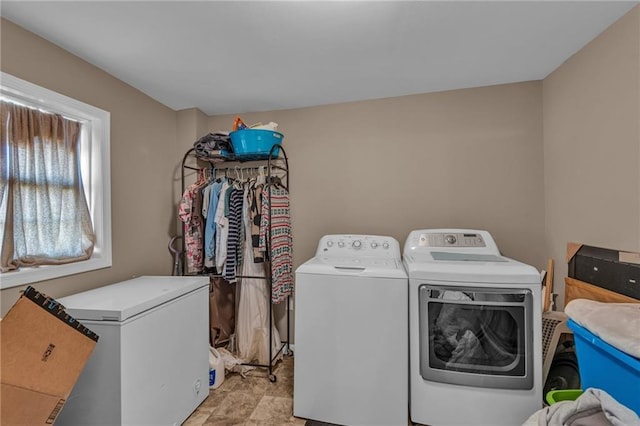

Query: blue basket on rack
[228,129,284,160]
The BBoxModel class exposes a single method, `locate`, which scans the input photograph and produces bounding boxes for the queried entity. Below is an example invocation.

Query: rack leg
[268,275,277,382]
[287,295,293,356]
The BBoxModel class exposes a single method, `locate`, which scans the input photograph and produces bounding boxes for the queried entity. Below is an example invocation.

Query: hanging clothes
[178,171,208,274]
[248,182,265,263]
[203,178,225,268]
[214,180,231,272]
[259,184,293,303]
[223,187,244,283]
[237,185,282,365]
[209,276,235,347]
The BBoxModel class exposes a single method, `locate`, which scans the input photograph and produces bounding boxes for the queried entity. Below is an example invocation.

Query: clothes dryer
[294,235,408,426]
[404,229,542,426]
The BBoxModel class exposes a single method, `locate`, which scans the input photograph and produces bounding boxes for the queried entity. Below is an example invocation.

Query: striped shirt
[223,188,244,283]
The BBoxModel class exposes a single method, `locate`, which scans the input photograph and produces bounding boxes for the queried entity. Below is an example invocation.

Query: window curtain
[0,101,95,273]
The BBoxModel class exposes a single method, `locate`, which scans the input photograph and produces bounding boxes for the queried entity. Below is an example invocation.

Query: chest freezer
[55,276,209,426]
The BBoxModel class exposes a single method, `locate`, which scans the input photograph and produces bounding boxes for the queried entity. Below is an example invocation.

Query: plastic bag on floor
[216,347,255,377]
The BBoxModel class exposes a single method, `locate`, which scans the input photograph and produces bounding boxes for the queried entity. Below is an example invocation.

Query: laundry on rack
[214,179,231,272]
[223,188,244,283]
[178,164,293,303]
[179,143,291,377]
[248,182,265,263]
[209,276,235,347]
[237,187,282,365]
[179,169,209,274]
[259,184,293,303]
[203,178,225,267]
[193,132,232,160]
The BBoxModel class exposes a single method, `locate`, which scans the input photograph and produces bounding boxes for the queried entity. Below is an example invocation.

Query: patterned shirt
[178,177,207,274]
[259,185,293,303]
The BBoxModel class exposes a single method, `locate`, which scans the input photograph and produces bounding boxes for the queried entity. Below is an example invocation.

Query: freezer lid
[57,276,209,322]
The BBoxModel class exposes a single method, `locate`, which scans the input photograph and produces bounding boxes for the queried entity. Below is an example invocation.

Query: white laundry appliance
[55,276,209,426]
[403,229,542,426]
[294,235,408,426]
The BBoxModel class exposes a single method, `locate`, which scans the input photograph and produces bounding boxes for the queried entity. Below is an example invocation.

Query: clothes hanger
[267,173,283,188]
[197,168,206,184]
[232,166,243,189]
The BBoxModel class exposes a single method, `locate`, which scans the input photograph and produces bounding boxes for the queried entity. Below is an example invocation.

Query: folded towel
[522,388,640,426]
[565,299,640,358]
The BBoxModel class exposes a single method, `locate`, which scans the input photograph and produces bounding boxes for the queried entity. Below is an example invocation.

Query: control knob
[445,234,457,245]
[338,241,345,248]
[352,240,362,249]
[327,240,334,247]
[382,242,390,249]
[371,242,378,249]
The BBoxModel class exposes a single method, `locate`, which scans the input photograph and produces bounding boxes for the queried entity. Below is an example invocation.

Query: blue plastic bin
[229,129,284,160]
[567,318,640,415]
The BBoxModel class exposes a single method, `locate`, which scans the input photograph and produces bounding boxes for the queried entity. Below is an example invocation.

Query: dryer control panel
[316,235,401,258]
[419,232,485,248]
[404,229,500,255]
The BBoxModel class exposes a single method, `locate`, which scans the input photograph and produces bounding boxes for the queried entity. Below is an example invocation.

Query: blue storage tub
[228,129,284,160]
[567,318,640,415]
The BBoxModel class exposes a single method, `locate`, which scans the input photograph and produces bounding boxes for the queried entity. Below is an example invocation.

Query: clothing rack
[180,144,291,382]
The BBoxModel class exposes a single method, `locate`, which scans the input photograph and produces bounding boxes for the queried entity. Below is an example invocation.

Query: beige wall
[208,82,546,273]
[543,6,640,308]
[4,4,639,319]
[173,108,210,235]
[1,19,179,315]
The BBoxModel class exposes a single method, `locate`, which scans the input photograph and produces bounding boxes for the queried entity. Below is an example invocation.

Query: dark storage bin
[568,245,640,300]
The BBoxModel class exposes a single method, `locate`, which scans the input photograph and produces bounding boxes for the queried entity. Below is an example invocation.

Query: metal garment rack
[180,144,291,382]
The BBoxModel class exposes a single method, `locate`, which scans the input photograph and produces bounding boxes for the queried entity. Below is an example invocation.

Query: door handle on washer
[334,266,366,272]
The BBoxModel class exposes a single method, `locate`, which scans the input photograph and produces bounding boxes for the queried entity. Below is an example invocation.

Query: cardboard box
[1,286,99,425]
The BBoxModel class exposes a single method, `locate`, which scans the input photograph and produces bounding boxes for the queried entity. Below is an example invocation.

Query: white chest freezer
[55,276,209,426]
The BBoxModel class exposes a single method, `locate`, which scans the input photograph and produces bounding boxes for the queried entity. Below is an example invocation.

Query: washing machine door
[418,284,534,390]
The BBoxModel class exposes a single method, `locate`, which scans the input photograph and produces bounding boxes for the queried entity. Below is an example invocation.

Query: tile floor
[183,355,305,426]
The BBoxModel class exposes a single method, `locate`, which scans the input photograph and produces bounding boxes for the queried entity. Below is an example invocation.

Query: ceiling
[2,1,638,116]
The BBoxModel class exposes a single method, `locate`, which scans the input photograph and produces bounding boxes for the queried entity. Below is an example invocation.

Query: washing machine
[294,235,408,426]
[404,229,542,426]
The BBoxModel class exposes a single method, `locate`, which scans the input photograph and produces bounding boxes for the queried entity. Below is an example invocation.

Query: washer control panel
[418,232,486,248]
[317,235,400,258]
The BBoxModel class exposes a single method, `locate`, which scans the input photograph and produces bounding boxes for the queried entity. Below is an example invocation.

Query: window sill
[0,255,112,290]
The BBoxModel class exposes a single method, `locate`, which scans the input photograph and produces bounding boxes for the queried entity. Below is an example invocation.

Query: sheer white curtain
[0,100,95,272]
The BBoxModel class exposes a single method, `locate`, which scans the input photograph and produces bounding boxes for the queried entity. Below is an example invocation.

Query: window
[0,72,111,289]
